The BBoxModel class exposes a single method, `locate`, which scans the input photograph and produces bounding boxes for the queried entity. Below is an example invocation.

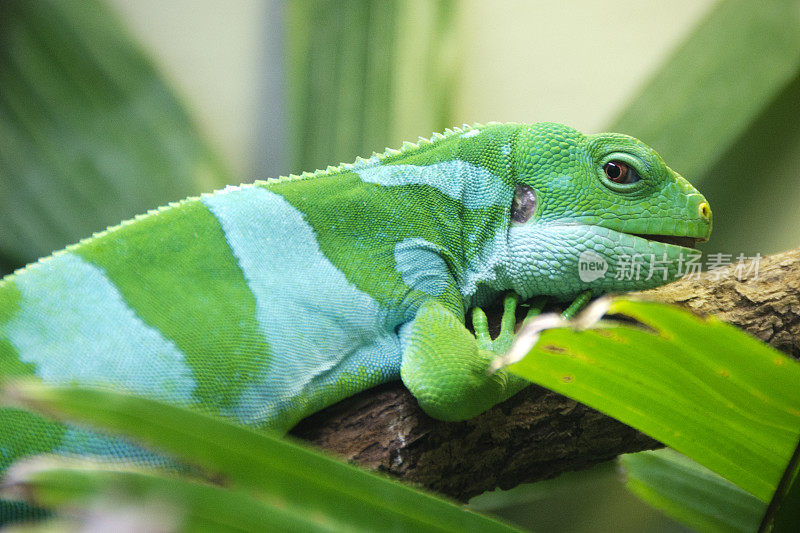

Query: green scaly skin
[0,122,711,522]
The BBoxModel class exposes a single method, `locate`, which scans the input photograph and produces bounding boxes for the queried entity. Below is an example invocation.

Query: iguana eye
[603,161,640,184]
[511,184,537,223]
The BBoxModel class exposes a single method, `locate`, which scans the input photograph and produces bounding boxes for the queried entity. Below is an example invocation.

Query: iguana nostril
[698,202,711,219]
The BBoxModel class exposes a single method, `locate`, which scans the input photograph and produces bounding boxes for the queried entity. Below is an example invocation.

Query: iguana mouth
[630,233,703,249]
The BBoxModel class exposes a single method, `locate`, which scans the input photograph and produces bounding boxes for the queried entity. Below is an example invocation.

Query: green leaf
[507,299,800,502]
[286,0,458,173]
[3,459,342,532]
[286,0,398,173]
[683,68,800,259]
[763,435,800,532]
[0,381,519,533]
[0,0,231,268]
[771,469,800,533]
[620,449,764,533]
[607,0,800,181]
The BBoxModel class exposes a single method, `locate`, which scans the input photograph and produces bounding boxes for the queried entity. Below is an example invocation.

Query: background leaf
[620,449,764,533]
[286,0,457,174]
[607,0,800,258]
[0,0,232,273]
[607,0,800,181]
[761,435,800,532]
[771,468,800,533]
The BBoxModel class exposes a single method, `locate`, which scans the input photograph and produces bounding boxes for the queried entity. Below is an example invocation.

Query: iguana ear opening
[510,184,537,224]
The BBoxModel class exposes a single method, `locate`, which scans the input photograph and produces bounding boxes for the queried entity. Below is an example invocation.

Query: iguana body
[0,122,711,519]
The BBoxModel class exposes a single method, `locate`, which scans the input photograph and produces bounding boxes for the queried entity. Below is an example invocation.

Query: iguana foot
[472,292,546,354]
[400,296,531,421]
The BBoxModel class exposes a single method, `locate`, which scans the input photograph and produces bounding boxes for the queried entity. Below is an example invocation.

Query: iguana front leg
[400,293,539,421]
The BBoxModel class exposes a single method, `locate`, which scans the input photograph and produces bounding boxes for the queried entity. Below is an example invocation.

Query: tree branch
[290,248,800,501]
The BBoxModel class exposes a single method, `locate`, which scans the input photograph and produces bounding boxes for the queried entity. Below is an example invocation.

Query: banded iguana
[0,122,711,520]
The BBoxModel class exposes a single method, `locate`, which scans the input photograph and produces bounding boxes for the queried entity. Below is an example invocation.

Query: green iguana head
[502,122,712,299]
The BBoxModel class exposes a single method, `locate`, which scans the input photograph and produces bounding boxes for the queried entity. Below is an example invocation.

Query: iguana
[0,122,711,520]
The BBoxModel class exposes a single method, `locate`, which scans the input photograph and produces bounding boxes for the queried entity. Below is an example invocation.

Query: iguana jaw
[597,219,711,251]
[627,233,705,249]
[551,222,710,252]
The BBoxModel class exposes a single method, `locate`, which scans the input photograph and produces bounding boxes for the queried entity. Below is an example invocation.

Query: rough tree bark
[291,248,800,501]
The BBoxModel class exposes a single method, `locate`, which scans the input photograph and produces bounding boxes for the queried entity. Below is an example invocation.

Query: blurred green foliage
[287,0,398,173]
[609,0,800,181]
[0,0,231,274]
[286,0,456,174]
[771,455,800,532]
[763,435,800,532]
[470,461,690,533]
[609,0,800,257]
[620,449,764,533]
[0,381,518,532]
